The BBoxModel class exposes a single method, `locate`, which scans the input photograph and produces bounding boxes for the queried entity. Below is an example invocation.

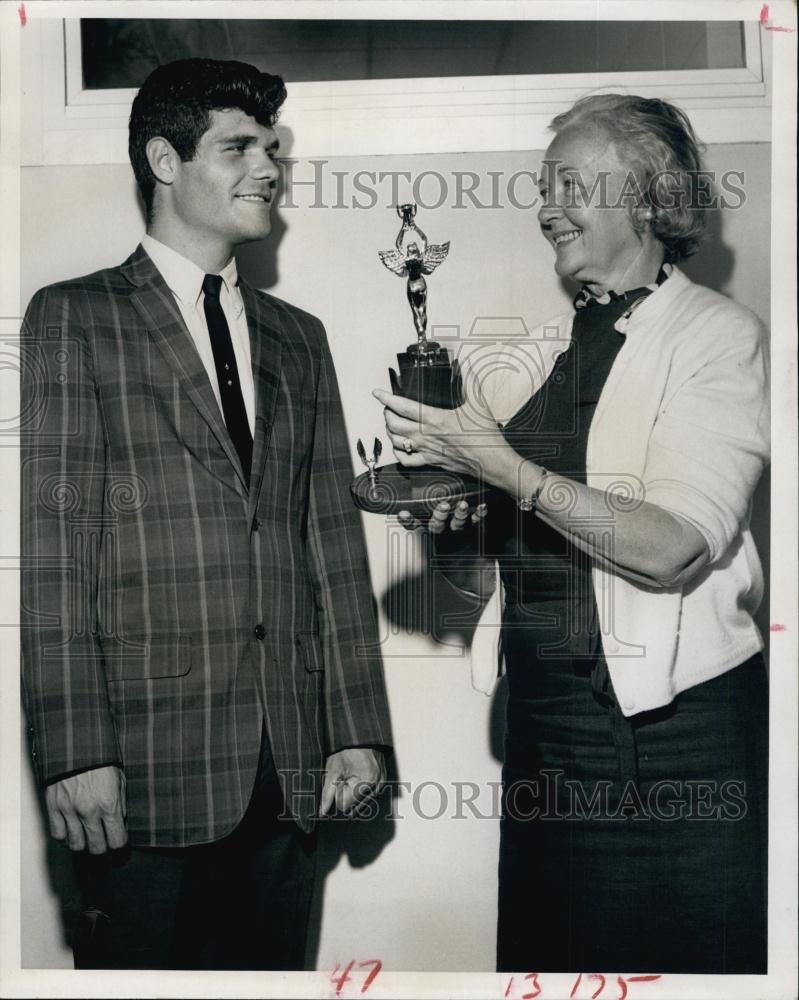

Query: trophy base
[390,343,463,410]
[350,463,487,518]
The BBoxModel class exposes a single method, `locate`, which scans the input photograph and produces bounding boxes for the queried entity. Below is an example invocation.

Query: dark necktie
[202,273,252,483]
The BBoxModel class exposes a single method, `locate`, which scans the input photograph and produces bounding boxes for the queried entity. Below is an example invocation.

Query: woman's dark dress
[489,285,768,974]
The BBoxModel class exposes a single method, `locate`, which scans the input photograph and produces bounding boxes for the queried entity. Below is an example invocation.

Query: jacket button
[254,624,266,641]
[252,518,262,532]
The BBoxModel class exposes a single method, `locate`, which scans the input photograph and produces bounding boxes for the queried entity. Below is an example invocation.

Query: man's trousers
[71,732,317,970]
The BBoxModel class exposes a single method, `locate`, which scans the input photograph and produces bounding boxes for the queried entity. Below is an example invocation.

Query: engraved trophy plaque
[350,204,486,517]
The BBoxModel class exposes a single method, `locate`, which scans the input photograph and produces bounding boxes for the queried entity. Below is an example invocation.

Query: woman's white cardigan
[462,267,770,716]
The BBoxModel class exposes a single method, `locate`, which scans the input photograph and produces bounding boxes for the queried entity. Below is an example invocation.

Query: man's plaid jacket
[21,245,392,846]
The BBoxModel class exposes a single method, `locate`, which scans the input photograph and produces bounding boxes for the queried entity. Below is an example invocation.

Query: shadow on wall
[304,764,399,969]
[679,203,735,299]
[380,565,509,766]
[25,788,84,962]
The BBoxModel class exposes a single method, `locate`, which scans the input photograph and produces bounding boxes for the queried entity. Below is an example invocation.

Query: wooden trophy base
[350,462,487,518]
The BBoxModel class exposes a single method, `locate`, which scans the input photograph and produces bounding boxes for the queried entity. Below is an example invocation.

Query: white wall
[20,141,771,970]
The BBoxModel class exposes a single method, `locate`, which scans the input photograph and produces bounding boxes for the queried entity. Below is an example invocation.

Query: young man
[21,58,392,970]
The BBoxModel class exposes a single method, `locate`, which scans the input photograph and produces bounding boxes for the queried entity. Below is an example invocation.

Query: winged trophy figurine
[378,204,450,343]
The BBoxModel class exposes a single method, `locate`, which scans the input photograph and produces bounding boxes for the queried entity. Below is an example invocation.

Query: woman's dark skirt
[497,601,768,974]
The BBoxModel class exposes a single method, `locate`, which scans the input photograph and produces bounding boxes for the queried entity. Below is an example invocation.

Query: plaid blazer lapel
[121,246,249,495]
[239,280,283,516]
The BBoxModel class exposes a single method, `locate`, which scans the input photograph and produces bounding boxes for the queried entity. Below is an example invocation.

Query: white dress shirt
[142,234,256,436]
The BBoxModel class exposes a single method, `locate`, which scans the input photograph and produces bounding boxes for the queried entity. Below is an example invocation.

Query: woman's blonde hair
[550,94,707,262]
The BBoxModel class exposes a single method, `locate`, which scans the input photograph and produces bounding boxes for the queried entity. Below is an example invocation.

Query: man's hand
[45,765,128,854]
[319,748,386,818]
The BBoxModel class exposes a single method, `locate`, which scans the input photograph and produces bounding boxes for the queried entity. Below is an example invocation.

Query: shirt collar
[141,234,243,317]
[218,256,243,317]
[613,264,688,336]
[573,262,673,312]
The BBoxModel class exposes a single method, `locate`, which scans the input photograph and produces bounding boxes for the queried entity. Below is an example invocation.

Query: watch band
[518,467,550,512]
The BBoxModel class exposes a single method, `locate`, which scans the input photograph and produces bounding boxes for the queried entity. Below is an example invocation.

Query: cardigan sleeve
[640,304,770,564]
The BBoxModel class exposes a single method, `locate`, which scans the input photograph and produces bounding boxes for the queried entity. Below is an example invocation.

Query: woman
[374,94,769,974]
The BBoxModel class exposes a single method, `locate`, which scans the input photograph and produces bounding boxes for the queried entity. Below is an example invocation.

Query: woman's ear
[636,204,655,224]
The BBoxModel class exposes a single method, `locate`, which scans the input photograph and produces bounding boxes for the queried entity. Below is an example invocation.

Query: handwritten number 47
[331,959,383,996]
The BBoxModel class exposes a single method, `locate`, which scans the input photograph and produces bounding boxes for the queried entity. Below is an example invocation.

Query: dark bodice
[486,295,633,604]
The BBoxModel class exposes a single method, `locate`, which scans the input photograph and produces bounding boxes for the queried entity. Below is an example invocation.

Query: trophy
[350,204,486,518]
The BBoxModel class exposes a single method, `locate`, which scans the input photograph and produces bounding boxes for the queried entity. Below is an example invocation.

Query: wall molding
[22,17,772,166]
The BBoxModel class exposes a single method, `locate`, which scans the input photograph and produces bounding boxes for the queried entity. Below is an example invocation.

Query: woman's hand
[398,499,488,535]
[372,390,706,588]
[372,388,510,479]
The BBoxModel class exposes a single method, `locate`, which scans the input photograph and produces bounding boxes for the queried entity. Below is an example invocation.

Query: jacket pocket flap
[294,631,324,672]
[103,634,192,681]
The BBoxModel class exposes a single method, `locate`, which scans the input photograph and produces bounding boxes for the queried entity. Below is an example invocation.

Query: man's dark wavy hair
[129,58,287,220]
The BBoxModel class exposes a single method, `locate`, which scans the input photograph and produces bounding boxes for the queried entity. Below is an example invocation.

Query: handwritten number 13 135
[504,972,662,999]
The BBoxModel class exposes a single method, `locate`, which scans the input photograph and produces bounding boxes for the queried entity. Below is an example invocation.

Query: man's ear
[145,136,180,188]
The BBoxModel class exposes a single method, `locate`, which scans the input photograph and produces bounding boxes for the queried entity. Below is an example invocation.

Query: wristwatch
[518,467,550,512]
